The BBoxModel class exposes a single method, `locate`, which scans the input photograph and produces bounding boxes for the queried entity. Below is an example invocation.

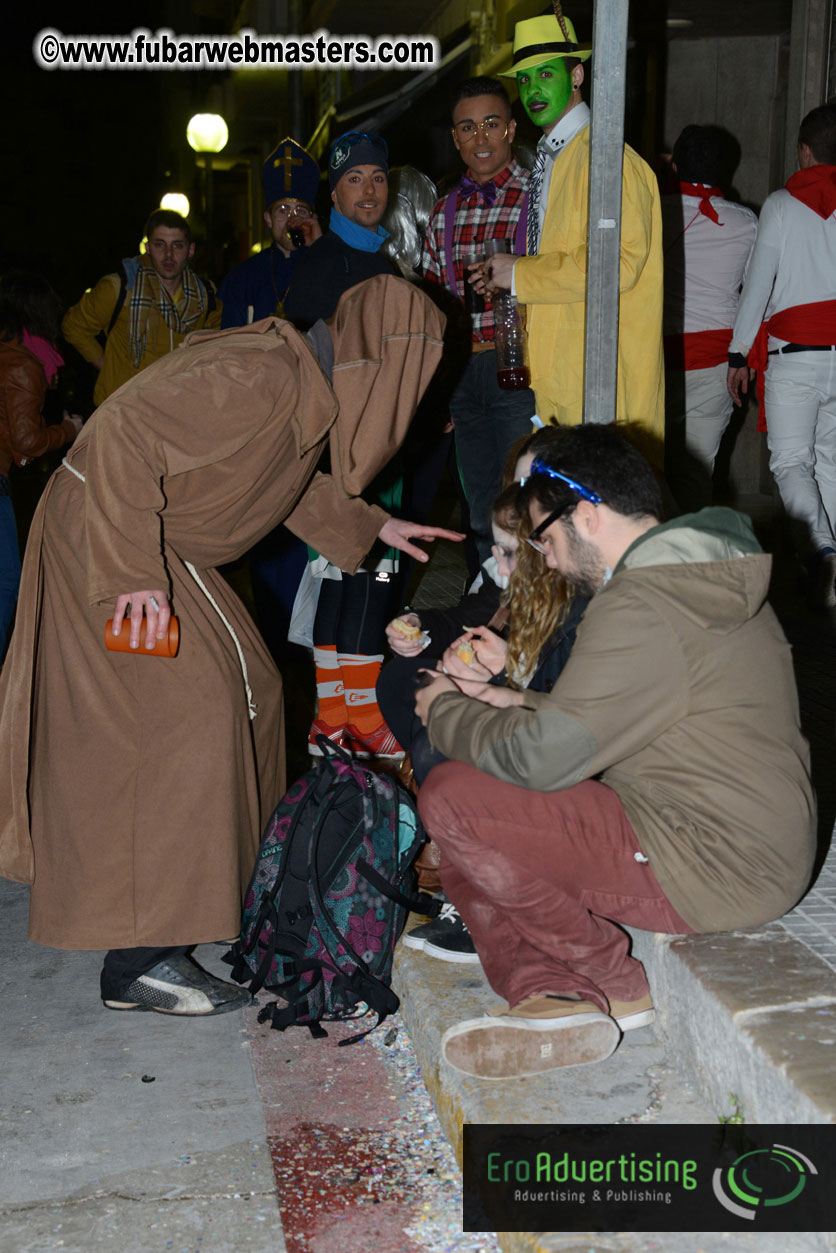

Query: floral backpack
[226,739,440,1042]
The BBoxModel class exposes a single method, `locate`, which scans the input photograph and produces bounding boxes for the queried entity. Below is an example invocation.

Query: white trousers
[666,362,733,510]
[765,349,836,553]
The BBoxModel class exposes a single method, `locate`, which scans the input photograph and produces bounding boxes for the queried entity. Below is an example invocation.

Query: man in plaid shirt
[422,77,534,565]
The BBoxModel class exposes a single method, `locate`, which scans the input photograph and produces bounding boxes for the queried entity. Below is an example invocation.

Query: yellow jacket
[62,267,221,407]
[514,126,665,451]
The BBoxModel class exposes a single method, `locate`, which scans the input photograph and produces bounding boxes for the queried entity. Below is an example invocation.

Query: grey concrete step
[392,913,836,1253]
[629,922,836,1125]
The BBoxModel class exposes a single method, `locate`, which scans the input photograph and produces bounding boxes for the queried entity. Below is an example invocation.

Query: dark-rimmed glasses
[525,457,602,554]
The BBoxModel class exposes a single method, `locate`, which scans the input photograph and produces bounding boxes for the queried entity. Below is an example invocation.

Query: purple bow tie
[460,174,497,206]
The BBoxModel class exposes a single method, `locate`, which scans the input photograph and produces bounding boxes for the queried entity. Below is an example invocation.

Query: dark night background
[1,3,233,304]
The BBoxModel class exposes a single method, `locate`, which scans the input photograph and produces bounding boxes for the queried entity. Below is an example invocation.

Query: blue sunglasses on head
[328,131,389,165]
[524,456,602,553]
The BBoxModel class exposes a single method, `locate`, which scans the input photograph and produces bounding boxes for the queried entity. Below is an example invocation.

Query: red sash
[748,300,836,430]
[664,328,731,371]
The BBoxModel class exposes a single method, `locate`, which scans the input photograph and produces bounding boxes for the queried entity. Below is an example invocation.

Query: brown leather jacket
[0,338,76,478]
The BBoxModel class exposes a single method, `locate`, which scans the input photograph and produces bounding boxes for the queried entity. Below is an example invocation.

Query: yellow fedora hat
[500,14,592,77]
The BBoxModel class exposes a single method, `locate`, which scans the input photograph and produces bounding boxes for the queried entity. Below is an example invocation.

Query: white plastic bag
[286,562,322,648]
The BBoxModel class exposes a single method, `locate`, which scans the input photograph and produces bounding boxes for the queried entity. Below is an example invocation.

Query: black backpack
[226,740,440,1043]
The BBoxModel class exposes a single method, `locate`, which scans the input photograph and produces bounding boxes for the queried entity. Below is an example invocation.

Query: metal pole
[288,0,305,137]
[583,0,629,424]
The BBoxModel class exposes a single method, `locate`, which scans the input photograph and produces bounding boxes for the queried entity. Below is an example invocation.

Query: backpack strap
[357,858,443,918]
[106,265,129,338]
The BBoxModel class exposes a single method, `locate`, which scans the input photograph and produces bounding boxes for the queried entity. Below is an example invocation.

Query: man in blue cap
[218,136,321,327]
[283,132,402,757]
[284,131,394,329]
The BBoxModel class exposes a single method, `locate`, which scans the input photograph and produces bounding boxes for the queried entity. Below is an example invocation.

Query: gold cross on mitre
[272,143,303,191]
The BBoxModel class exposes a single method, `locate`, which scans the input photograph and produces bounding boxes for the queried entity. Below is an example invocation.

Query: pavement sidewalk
[3,507,836,1252]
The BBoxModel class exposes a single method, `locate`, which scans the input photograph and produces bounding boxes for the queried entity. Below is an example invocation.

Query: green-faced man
[487,11,591,293]
[481,7,666,449]
[517,56,576,132]
[508,9,590,134]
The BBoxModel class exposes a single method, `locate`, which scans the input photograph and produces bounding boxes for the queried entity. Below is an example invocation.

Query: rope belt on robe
[60,458,258,720]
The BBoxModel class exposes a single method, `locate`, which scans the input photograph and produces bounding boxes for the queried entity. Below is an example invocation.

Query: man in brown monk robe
[0,275,458,1017]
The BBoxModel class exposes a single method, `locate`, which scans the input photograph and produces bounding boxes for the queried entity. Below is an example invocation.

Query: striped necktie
[527,146,548,256]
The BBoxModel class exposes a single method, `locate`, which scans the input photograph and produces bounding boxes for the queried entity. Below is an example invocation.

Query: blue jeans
[0,492,21,659]
[450,350,535,563]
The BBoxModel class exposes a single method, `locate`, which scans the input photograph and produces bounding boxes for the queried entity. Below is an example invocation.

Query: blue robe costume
[217,137,321,658]
[218,245,300,329]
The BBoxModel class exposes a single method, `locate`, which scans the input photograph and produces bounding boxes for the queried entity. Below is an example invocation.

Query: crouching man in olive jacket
[414,423,815,1080]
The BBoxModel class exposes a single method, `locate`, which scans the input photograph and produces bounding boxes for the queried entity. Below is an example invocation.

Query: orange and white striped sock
[312,644,347,733]
[339,652,385,736]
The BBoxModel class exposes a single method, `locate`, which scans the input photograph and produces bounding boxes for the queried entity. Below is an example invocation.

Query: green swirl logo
[713,1144,817,1220]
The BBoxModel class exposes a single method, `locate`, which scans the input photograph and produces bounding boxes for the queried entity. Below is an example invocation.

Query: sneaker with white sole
[103,953,253,1016]
[442,995,620,1079]
[401,902,481,964]
[608,992,656,1031]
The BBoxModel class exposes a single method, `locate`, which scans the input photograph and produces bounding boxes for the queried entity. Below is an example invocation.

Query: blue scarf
[329,208,389,253]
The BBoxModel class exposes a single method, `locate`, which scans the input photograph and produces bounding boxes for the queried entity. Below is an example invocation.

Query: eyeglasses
[452,119,509,142]
[524,456,602,554]
[271,203,313,219]
[526,505,574,553]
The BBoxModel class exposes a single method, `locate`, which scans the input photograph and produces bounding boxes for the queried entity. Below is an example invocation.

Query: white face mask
[483,553,510,589]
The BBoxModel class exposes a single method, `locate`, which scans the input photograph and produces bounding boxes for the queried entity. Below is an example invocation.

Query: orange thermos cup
[104,615,180,658]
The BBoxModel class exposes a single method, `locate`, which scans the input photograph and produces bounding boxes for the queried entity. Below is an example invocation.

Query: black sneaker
[402,903,481,964]
[103,953,253,1016]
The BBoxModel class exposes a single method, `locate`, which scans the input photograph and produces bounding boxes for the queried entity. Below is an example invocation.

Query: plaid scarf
[128,255,210,368]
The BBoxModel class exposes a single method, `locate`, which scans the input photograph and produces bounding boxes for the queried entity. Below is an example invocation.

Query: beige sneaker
[441,998,620,1080]
[608,992,656,1031]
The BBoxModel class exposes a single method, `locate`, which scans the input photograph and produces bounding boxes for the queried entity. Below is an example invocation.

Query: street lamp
[186,113,229,154]
[160,192,190,218]
[186,113,228,236]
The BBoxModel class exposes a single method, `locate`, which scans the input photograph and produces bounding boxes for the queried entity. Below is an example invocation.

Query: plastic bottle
[493,292,531,390]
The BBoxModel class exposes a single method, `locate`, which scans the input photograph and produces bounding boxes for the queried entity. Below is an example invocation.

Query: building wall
[663,34,787,210]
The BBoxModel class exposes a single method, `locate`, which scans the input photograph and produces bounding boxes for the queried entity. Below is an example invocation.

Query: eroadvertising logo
[462,1125,836,1233]
[712,1143,817,1220]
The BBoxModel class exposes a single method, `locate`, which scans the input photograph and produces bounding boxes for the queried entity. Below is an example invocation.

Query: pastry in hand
[456,641,475,666]
[391,616,422,642]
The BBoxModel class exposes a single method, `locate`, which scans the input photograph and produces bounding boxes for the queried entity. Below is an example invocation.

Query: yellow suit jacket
[514,125,665,452]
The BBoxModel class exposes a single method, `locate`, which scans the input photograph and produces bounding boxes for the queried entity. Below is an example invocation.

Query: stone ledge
[629,924,836,1125]
[393,916,836,1253]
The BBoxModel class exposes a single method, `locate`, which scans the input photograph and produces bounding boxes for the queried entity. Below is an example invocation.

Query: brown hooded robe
[0,275,445,949]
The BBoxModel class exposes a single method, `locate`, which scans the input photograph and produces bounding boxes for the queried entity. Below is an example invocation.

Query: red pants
[417,764,694,1014]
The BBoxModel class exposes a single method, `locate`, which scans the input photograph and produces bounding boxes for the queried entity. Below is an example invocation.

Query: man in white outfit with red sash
[663,125,757,509]
[728,104,836,605]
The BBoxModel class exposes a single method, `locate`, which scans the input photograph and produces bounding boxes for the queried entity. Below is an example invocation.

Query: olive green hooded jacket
[426,508,816,931]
